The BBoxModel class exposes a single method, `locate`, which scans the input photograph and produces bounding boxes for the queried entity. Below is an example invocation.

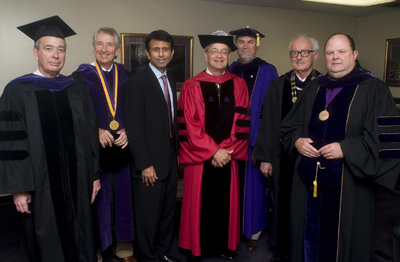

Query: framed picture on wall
[121,33,194,90]
[384,38,400,86]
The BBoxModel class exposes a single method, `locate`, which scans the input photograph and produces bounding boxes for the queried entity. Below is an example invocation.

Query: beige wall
[356,10,400,97]
[0,0,397,96]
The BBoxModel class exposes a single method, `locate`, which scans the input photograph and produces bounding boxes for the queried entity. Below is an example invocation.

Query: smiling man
[253,35,320,261]
[177,31,250,262]
[124,30,180,262]
[72,27,135,262]
[281,33,400,262]
[228,26,278,253]
[0,16,100,262]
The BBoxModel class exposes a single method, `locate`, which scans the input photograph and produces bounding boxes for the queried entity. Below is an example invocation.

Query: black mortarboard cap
[198,31,237,51]
[17,15,76,42]
[229,26,265,46]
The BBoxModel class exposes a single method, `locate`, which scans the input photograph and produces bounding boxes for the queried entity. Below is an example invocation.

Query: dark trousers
[132,145,178,261]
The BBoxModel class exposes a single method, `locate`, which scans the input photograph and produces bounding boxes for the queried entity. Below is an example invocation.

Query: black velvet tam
[229,27,265,38]
[198,34,237,51]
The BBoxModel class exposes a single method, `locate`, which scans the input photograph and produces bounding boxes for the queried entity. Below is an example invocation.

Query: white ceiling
[201,0,400,17]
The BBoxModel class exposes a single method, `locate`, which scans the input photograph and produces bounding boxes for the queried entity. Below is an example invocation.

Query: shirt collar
[34,68,60,77]
[206,67,225,76]
[90,62,114,72]
[149,62,167,78]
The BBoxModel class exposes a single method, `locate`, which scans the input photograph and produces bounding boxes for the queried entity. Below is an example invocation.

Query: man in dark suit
[124,30,179,262]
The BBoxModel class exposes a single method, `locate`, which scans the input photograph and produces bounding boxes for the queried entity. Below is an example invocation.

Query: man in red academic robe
[177,31,250,262]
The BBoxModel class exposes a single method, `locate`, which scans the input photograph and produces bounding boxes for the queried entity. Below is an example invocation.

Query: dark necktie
[161,75,174,141]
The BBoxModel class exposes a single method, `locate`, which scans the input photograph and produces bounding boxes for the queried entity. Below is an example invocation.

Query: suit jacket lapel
[146,66,168,109]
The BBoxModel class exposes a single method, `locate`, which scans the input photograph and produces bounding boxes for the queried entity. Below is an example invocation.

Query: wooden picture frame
[384,38,400,86]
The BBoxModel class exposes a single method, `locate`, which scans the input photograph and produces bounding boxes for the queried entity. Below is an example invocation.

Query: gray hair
[34,39,41,49]
[92,27,121,49]
[288,35,319,52]
[33,38,67,50]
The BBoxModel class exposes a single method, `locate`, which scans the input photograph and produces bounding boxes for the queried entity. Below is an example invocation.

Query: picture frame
[384,38,400,86]
[121,33,194,90]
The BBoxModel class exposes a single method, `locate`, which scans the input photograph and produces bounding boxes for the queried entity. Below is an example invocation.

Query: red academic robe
[178,71,250,256]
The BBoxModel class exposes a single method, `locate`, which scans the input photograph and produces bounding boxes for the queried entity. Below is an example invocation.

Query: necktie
[161,75,174,141]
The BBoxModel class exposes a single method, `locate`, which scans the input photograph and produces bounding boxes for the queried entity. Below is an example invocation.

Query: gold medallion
[319,110,329,121]
[292,97,297,103]
[109,120,119,130]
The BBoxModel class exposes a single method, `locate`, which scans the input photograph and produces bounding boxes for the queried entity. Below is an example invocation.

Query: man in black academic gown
[253,35,320,261]
[281,33,400,262]
[0,16,100,262]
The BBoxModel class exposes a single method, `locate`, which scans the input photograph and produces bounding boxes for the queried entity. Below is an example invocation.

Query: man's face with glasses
[204,43,230,75]
[289,38,318,76]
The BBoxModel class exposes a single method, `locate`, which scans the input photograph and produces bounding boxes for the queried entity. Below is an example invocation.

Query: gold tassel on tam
[256,33,260,47]
[313,161,325,198]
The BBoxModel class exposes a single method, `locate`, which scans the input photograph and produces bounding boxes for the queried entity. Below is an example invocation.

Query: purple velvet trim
[229,57,267,76]
[10,73,74,91]
[379,133,400,143]
[325,88,342,105]
[304,186,341,262]
[297,85,356,189]
[229,58,267,95]
[97,163,133,250]
[317,68,375,89]
[380,150,400,159]
[297,155,343,189]
[377,116,400,126]
[74,63,127,130]
[115,164,133,241]
[304,191,320,262]
[300,81,359,261]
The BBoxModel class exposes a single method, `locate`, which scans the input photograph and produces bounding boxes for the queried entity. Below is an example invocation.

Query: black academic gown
[0,75,99,262]
[253,70,319,258]
[281,70,400,262]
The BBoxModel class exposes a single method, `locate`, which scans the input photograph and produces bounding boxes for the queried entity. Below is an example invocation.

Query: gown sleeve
[0,84,35,194]
[340,80,400,189]
[253,78,281,162]
[178,79,220,164]
[280,82,317,155]
[80,82,100,181]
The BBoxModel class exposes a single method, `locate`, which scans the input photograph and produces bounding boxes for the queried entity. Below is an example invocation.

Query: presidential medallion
[110,120,119,130]
[319,110,329,121]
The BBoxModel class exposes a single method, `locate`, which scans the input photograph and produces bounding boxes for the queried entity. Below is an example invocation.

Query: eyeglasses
[208,49,230,56]
[289,50,315,58]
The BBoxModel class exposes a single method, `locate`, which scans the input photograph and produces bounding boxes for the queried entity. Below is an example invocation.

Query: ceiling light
[302,0,395,6]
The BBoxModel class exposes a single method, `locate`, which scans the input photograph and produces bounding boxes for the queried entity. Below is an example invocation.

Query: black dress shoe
[187,254,200,262]
[270,255,288,262]
[245,239,258,252]
[220,250,235,261]
[160,255,181,262]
